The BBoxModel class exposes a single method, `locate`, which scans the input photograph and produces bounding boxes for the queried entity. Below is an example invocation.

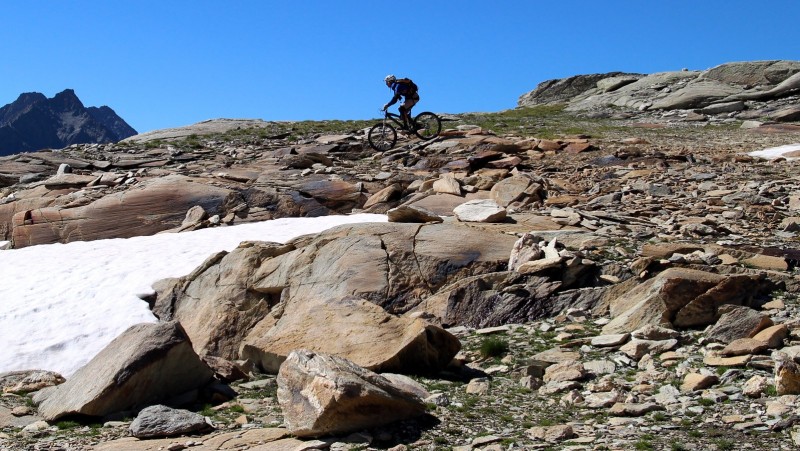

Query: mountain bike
[367,110,442,151]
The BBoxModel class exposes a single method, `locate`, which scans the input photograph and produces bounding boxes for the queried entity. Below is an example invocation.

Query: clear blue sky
[3,1,799,133]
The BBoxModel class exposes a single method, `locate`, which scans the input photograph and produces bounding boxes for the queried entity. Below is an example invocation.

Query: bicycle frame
[383,111,412,130]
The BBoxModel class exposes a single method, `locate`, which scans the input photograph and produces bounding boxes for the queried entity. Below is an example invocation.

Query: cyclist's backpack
[396,78,418,95]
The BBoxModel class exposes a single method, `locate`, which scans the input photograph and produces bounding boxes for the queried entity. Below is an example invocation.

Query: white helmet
[384,74,396,83]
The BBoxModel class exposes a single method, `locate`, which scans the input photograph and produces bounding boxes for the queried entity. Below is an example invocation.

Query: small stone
[766,400,792,416]
[425,393,450,407]
[631,324,680,340]
[466,378,490,395]
[701,389,728,403]
[453,199,507,223]
[583,359,616,375]
[531,348,580,364]
[543,361,586,383]
[776,359,800,395]
[585,391,621,408]
[681,373,719,392]
[22,420,50,433]
[476,325,511,335]
[722,414,748,423]
[519,376,542,390]
[659,351,681,362]
[743,375,770,398]
[620,338,678,360]
[538,381,581,395]
[526,424,576,442]
[654,385,681,405]
[762,299,785,310]
[561,389,583,405]
[608,402,664,416]
[8,406,31,418]
[753,324,789,349]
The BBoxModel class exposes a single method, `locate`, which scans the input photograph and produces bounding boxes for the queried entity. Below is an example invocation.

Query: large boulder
[37,321,214,421]
[153,222,512,371]
[249,222,518,313]
[129,405,212,438]
[240,296,460,374]
[9,175,238,247]
[602,268,767,334]
[152,242,296,360]
[277,350,426,438]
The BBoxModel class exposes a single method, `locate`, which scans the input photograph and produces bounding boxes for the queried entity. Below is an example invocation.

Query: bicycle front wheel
[368,123,397,151]
[413,112,442,140]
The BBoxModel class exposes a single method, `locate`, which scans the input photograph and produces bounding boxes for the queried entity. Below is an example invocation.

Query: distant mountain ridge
[0,89,136,156]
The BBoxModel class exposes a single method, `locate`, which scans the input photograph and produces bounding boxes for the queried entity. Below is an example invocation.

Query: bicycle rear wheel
[413,112,441,140]
[368,123,397,151]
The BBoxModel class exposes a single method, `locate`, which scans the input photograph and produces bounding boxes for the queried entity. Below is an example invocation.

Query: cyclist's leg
[403,95,420,129]
[398,105,410,129]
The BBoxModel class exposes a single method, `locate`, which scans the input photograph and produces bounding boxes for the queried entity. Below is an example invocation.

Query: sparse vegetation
[55,420,81,430]
[479,336,510,358]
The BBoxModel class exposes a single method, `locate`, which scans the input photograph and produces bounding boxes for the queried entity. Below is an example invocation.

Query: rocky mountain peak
[0,89,136,156]
[13,91,47,106]
[50,88,84,110]
[0,92,47,125]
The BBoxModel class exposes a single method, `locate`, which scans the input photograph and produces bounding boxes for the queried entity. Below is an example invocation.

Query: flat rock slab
[0,406,44,429]
[531,348,581,364]
[681,373,720,392]
[8,174,236,248]
[721,338,768,357]
[608,402,664,417]
[703,353,752,367]
[591,333,630,347]
[386,204,443,223]
[405,192,488,216]
[619,338,678,360]
[453,199,507,223]
[753,324,789,348]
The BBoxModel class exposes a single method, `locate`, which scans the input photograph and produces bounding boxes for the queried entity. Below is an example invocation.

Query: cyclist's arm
[386,92,401,107]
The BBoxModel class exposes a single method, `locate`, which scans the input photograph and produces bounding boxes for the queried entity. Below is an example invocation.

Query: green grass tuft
[479,336,509,359]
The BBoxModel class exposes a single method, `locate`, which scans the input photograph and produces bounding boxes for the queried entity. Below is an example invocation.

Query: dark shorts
[401,94,419,113]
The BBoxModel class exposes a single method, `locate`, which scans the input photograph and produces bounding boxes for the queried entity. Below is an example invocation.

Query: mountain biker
[382,75,419,130]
